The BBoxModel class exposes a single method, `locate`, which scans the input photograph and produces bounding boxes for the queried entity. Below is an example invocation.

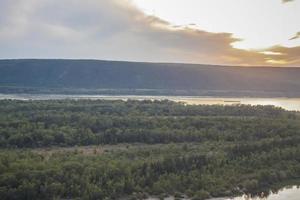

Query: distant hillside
[1,59,300,97]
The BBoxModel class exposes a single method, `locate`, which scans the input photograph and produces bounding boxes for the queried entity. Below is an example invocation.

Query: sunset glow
[132,0,300,50]
[0,0,299,66]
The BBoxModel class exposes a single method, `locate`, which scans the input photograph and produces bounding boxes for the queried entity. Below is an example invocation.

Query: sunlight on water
[227,186,300,200]
[0,94,300,111]
[146,186,300,200]
[177,97,300,111]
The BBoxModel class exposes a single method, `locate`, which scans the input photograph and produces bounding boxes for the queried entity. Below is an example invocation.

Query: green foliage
[0,99,296,148]
[0,100,299,199]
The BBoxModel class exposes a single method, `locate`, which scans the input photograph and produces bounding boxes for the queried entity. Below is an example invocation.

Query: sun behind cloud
[0,0,299,67]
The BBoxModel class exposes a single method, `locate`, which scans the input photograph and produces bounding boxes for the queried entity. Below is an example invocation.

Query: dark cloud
[290,32,300,40]
[282,0,295,3]
[0,0,299,66]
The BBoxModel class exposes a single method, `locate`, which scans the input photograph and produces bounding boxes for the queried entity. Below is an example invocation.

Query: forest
[0,99,299,200]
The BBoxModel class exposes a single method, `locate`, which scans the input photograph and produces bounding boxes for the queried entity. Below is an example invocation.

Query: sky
[0,0,299,67]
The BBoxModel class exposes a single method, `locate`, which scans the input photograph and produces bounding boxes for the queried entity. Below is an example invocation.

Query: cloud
[290,32,300,40]
[282,0,295,3]
[0,0,299,67]
[263,45,300,65]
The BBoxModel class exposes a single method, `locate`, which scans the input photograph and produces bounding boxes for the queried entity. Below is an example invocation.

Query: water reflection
[0,94,300,111]
[175,97,300,112]
[147,186,300,200]
[228,186,300,200]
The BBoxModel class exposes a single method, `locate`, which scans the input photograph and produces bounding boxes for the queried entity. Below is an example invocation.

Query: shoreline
[1,93,300,111]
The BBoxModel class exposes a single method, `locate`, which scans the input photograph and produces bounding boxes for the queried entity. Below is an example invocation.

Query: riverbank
[1,93,300,111]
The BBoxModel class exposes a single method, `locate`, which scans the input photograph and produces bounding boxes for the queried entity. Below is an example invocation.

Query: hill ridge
[1,59,300,97]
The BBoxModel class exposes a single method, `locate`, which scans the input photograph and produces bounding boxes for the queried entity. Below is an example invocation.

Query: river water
[0,94,300,111]
[210,186,300,200]
[146,186,300,200]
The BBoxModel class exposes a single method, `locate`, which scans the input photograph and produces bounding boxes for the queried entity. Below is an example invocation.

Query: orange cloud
[0,0,299,67]
[263,46,300,66]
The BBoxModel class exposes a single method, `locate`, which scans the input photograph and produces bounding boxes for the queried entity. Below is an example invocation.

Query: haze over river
[1,94,300,111]
[215,186,300,200]
[146,186,300,200]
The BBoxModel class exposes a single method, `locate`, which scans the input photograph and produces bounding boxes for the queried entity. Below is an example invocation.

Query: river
[146,186,300,200]
[0,94,300,111]
[228,186,300,200]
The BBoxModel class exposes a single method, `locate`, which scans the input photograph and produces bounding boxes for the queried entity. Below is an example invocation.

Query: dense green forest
[0,100,299,199]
